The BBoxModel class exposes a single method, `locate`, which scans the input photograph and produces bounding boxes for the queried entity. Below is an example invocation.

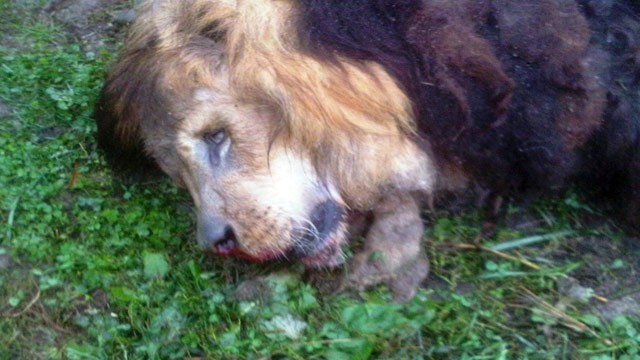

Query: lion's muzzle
[289,200,344,258]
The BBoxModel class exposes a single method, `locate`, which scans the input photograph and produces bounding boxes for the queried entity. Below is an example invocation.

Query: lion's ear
[94,51,165,179]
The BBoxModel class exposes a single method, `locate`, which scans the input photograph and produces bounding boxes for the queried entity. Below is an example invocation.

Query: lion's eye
[204,129,226,145]
[203,129,230,167]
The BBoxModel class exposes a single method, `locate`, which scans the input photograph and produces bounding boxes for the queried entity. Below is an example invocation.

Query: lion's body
[299,0,640,212]
[96,0,640,299]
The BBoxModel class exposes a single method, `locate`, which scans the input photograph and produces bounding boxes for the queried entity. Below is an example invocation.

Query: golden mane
[120,0,429,204]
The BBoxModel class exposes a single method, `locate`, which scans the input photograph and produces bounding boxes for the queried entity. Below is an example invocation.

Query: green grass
[1,2,639,359]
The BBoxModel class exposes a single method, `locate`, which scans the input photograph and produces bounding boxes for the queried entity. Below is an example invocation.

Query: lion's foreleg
[345,193,429,302]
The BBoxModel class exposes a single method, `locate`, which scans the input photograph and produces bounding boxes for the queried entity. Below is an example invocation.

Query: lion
[96,0,640,301]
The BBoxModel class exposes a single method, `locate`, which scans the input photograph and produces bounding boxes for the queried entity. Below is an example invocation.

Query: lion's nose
[197,215,236,252]
[309,200,343,238]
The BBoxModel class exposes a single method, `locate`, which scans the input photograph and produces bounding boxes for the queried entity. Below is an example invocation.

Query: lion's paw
[343,249,429,302]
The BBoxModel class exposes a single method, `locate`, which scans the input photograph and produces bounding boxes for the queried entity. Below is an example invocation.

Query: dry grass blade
[490,231,574,251]
[4,284,40,318]
[452,243,541,270]
[521,287,598,337]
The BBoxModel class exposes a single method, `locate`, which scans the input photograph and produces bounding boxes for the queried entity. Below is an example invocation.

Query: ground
[0,1,639,359]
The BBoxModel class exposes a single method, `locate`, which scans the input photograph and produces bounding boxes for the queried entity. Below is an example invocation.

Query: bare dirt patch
[556,235,640,319]
[42,0,133,51]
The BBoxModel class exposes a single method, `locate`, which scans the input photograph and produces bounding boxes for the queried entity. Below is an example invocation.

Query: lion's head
[95,0,437,268]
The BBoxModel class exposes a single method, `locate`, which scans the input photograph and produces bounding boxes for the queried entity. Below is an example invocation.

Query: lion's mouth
[212,240,281,262]
[212,238,259,260]
[211,228,346,267]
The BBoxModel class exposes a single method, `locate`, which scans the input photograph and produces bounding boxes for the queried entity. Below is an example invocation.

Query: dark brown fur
[402,0,636,222]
